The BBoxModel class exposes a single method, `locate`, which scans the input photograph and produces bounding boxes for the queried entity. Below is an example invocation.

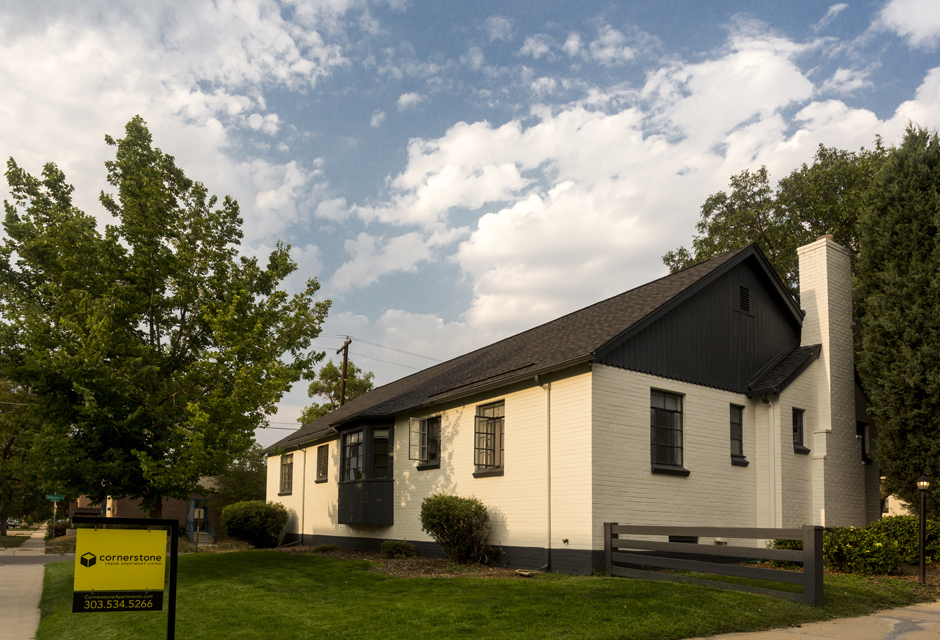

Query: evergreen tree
[857,125,940,513]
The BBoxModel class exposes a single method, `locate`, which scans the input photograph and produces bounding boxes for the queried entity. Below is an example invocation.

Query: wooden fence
[604,523,824,607]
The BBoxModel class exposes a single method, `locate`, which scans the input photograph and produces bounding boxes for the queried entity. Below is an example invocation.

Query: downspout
[536,374,551,571]
[301,447,307,545]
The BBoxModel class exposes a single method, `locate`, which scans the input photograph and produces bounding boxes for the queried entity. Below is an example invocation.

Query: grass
[0,534,30,548]
[36,551,933,640]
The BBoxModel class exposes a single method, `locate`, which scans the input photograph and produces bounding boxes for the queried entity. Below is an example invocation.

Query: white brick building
[267,237,880,573]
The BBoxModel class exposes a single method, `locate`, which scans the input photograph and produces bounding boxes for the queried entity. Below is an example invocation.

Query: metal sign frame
[72,516,179,640]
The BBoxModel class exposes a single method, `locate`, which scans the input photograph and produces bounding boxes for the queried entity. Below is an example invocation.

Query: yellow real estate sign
[73,528,167,613]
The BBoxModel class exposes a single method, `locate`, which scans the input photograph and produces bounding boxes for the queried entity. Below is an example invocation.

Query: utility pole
[336,337,352,406]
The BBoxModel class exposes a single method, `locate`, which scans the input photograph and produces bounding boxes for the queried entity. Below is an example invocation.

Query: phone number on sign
[84,597,155,610]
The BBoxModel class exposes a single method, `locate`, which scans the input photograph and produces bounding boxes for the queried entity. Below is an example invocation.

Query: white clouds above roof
[878,0,940,48]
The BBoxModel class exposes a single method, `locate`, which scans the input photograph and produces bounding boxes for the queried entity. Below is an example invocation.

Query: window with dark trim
[342,431,364,481]
[651,390,688,475]
[793,408,810,454]
[316,444,328,482]
[279,454,293,494]
[340,427,393,482]
[372,428,389,478]
[409,416,441,469]
[474,402,504,476]
[857,422,872,464]
[730,404,748,466]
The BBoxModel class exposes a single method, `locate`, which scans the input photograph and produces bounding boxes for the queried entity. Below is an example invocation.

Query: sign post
[72,516,179,640]
[46,495,65,553]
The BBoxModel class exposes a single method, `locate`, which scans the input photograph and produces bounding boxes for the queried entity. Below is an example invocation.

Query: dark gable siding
[597,257,801,394]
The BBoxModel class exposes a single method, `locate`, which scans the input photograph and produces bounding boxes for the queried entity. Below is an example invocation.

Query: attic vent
[739,286,751,313]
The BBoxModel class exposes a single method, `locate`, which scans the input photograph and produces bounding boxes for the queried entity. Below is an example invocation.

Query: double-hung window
[650,390,688,475]
[372,428,389,478]
[409,416,441,468]
[279,454,293,494]
[341,427,393,482]
[316,444,328,483]
[342,431,364,481]
[730,404,748,466]
[793,408,810,454]
[474,401,504,477]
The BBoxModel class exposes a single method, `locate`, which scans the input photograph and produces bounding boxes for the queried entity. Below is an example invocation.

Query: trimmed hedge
[823,526,900,575]
[867,516,940,565]
[420,494,490,564]
[768,516,940,576]
[220,501,288,548]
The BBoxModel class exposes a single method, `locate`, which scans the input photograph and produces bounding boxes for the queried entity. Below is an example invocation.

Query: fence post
[605,522,614,576]
[802,525,824,607]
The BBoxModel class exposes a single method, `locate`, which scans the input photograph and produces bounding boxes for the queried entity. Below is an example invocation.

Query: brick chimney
[797,235,866,526]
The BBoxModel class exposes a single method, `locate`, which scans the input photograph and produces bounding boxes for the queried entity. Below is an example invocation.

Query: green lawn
[36,551,932,640]
[0,534,30,548]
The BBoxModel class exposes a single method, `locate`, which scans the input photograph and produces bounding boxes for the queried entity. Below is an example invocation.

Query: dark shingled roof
[748,344,821,397]
[269,244,779,453]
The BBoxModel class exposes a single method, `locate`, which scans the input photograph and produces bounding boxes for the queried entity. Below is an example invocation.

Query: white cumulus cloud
[397,92,425,110]
[878,0,940,48]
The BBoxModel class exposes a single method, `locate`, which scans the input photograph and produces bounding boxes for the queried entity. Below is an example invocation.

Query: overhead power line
[320,333,442,362]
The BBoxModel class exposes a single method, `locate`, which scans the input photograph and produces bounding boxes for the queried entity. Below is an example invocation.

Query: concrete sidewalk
[0,525,73,640]
[692,600,940,640]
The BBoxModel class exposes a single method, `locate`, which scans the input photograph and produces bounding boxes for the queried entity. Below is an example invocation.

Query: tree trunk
[0,501,8,536]
[148,496,163,520]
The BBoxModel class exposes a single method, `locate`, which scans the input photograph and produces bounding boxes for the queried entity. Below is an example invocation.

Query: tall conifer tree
[857,125,940,512]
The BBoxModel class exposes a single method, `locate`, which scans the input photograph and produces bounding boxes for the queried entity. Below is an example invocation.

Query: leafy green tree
[299,359,374,424]
[856,125,940,514]
[663,143,886,297]
[211,443,267,510]
[0,116,330,517]
[0,380,36,535]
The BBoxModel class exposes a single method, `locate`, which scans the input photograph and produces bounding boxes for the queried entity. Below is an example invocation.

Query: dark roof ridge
[266,243,771,453]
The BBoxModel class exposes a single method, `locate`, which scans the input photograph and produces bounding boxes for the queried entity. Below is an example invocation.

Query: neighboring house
[267,237,880,574]
[72,485,221,544]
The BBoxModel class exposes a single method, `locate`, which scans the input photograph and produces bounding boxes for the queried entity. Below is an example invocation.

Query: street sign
[73,528,167,613]
[46,494,65,502]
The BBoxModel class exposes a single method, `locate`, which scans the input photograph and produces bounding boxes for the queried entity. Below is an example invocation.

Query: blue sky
[1,0,938,446]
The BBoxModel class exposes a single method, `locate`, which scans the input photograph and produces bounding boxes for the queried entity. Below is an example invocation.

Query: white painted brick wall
[591,366,760,551]
[797,237,869,527]
[270,366,594,552]
[778,368,819,527]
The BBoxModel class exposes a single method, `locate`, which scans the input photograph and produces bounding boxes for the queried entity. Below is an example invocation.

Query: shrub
[766,537,802,568]
[420,494,490,564]
[867,516,940,565]
[381,540,417,559]
[45,520,70,540]
[311,544,338,553]
[823,526,900,575]
[220,501,289,548]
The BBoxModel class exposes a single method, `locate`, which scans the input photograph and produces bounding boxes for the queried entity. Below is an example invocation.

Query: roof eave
[327,354,594,429]
[746,344,821,398]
